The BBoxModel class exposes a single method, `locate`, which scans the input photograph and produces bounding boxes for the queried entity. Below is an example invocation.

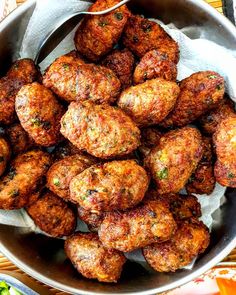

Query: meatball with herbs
[145,127,203,194]
[74,0,130,62]
[101,48,135,90]
[118,78,180,127]
[160,71,225,128]
[47,154,97,201]
[213,116,236,187]
[98,197,177,252]
[27,190,76,237]
[69,160,149,212]
[0,150,51,210]
[65,232,126,282]
[0,138,11,177]
[143,218,210,272]
[133,49,177,84]
[122,15,179,63]
[60,101,140,159]
[15,82,64,147]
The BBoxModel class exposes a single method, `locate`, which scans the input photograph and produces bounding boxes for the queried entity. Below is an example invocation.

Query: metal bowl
[0,0,236,294]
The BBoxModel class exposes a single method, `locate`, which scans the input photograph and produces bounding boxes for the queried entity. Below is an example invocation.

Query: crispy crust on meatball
[98,197,177,252]
[43,56,121,104]
[15,82,64,147]
[143,218,210,272]
[78,206,104,231]
[118,78,180,127]
[198,97,235,135]
[213,116,236,187]
[122,15,179,63]
[133,50,177,84]
[101,48,135,90]
[145,127,203,194]
[186,137,215,195]
[60,101,141,159]
[65,232,126,282]
[69,160,149,212]
[0,150,51,210]
[160,71,225,128]
[27,190,76,237]
[74,0,131,61]
[138,128,162,157]
[0,138,11,177]
[47,154,97,201]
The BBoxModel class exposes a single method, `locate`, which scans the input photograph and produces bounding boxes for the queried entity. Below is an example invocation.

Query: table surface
[1,0,235,294]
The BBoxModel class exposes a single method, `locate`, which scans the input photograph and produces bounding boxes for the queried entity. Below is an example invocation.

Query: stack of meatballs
[0,0,235,283]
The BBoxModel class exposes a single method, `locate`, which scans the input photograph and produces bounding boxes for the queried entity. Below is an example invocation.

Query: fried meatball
[138,128,162,157]
[164,193,202,220]
[143,218,210,272]
[133,50,177,85]
[15,82,64,147]
[26,190,76,237]
[213,116,236,187]
[199,97,235,134]
[186,137,215,195]
[47,154,96,201]
[160,71,225,128]
[70,160,149,212]
[122,15,179,63]
[6,123,35,155]
[43,54,121,104]
[53,141,81,160]
[118,78,180,127]
[6,58,41,83]
[65,232,126,282]
[101,48,135,90]
[145,127,203,194]
[60,101,140,159]
[78,207,104,231]
[0,138,11,177]
[0,150,51,210]
[98,197,177,252]
[74,0,130,61]
[0,59,41,125]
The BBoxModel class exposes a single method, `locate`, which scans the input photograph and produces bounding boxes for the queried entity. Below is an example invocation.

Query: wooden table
[1,0,235,294]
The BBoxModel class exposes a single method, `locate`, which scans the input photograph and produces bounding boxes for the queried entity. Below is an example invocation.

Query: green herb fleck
[62,63,70,70]
[53,178,60,186]
[216,84,223,90]
[31,117,41,127]
[114,12,123,20]
[8,167,16,180]
[98,20,109,27]
[81,189,98,201]
[9,189,19,198]
[0,156,4,163]
[156,167,168,180]
[208,75,217,79]
[228,172,235,179]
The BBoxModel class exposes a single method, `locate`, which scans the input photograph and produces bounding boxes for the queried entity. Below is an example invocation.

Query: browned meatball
[98,197,177,252]
[118,79,180,127]
[101,48,135,90]
[0,59,41,125]
[60,101,141,159]
[198,97,235,134]
[122,15,179,63]
[6,123,35,155]
[53,141,81,160]
[0,138,11,177]
[27,190,76,237]
[74,0,130,62]
[70,160,149,212]
[0,150,51,210]
[43,55,121,104]
[160,71,225,128]
[138,128,162,157]
[78,207,104,231]
[47,154,96,201]
[133,50,177,85]
[143,218,210,272]
[163,193,202,221]
[213,116,236,187]
[145,127,203,194]
[15,82,64,147]
[186,137,216,195]
[65,232,126,282]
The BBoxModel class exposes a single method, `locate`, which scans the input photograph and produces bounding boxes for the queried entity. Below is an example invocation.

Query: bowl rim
[1,0,236,294]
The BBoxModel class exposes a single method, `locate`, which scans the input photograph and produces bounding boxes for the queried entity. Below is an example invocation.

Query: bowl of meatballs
[0,0,236,294]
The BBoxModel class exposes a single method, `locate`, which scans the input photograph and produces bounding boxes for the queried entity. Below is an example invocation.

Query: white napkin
[0,0,16,21]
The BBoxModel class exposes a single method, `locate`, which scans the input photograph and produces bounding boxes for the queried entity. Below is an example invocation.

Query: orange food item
[216,278,236,295]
